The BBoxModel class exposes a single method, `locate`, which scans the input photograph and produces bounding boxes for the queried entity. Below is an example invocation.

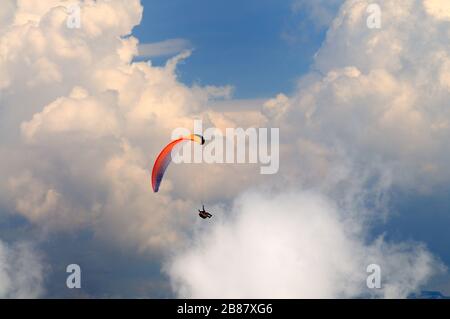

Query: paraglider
[151,134,205,193]
[151,133,212,220]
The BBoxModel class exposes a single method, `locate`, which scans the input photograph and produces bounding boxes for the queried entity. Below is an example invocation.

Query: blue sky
[384,189,450,267]
[133,0,326,98]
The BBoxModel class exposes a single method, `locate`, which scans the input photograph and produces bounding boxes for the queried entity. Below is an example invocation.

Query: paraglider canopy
[151,134,205,192]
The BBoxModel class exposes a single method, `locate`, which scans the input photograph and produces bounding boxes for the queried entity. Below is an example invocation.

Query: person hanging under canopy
[198,205,212,219]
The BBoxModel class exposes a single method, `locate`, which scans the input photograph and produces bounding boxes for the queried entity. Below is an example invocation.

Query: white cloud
[167,191,442,298]
[138,38,193,58]
[0,241,46,298]
[0,0,16,31]
[21,87,121,142]
[267,0,450,195]
[0,0,238,253]
[423,0,450,21]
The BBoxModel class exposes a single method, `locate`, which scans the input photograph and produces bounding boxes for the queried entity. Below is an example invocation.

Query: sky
[1,0,450,298]
[133,0,326,98]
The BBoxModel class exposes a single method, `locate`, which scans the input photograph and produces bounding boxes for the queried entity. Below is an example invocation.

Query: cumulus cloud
[0,0,243,253]
[269,0,450,196]
[167,191,442,298]
[0,241,46,298]
[423,0,450,21]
